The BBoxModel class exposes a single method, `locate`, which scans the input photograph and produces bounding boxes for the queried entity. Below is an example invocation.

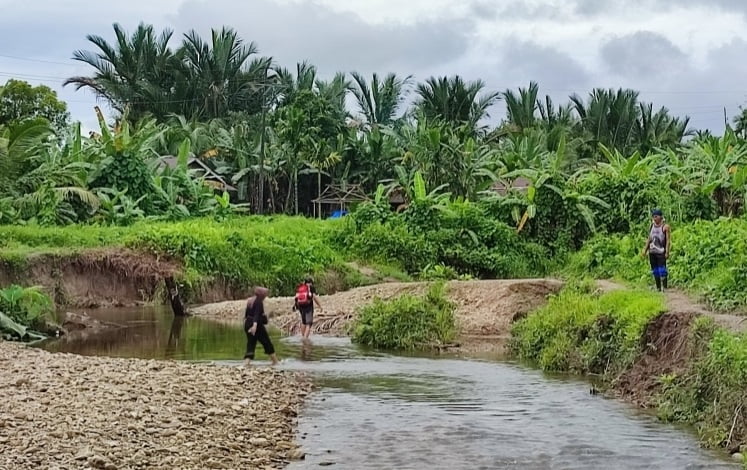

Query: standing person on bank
[642,209,671,292]
[294,277,323,339]
[244,286,280,366]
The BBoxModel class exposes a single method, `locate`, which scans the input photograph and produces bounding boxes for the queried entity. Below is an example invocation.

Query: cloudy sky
[1,0,746,132]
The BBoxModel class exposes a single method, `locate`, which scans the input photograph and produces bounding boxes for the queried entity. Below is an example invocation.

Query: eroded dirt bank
[0,342,309,470]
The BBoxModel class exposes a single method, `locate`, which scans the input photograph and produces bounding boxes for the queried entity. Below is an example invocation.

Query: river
[42,307,738,469]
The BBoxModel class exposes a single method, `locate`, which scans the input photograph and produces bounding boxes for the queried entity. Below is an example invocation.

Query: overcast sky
[1,0,746,133]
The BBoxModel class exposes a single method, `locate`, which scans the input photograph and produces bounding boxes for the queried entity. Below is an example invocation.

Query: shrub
[351,282,456,350]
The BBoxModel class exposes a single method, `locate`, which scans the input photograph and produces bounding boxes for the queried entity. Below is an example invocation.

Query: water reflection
[41,307,362,362]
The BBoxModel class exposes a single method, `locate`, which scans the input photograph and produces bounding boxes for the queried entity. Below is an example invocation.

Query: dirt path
[597,279,746,333]
[664,289,747,333]
[192,278,745,352]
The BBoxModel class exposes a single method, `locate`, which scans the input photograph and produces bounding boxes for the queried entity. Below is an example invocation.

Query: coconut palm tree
[415,75,500,131]
[64,23,179,120]
[180,27,269,119]
[348,72,412,127]
[502,81,540,133]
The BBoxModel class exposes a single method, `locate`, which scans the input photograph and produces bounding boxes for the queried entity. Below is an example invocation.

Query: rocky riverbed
[0,341,310,470]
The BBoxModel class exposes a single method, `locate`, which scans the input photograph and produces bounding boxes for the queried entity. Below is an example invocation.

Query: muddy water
[42,307,737,470]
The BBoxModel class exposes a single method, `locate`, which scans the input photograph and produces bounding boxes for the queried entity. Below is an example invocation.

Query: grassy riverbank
[511,284,747,458]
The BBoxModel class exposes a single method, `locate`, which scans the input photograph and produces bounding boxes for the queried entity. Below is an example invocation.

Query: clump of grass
[351,282,456,350]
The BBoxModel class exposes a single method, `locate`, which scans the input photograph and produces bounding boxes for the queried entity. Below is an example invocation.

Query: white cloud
[0,0,745,132]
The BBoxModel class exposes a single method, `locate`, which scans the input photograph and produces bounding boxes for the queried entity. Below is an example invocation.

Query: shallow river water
[42,307,738,470]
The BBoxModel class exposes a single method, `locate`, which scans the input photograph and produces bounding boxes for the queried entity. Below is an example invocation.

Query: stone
[249,437,269,447]
[74,448,93,461]
[88,455,109,469]
[288,449,306,460]
[0,341,308,469]
[732,453,744,463]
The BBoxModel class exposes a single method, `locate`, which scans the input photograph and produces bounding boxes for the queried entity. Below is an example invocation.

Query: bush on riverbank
[657,318,747,450]
[566,218,747,311]
[510,284,666,373]
[351,282,456,350]
[0,284,53,340]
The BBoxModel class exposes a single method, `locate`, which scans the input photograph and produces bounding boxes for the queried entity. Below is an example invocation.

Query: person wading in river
[293,277,323,339]
[244,287,280,366]
[641,208,671,292]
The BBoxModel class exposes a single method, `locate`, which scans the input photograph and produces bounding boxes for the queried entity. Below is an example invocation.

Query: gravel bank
[0,341,310,470]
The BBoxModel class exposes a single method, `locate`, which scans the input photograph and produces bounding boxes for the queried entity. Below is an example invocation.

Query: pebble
[0,341,311,469]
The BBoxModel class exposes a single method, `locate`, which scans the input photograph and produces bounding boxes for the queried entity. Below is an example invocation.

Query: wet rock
[732,453,744,463]
[288,449,306,460]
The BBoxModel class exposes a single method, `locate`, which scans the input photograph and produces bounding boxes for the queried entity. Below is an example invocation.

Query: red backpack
[295,283,312,307]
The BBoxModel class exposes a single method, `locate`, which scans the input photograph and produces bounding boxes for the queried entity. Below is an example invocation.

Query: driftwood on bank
[165,277,188,317]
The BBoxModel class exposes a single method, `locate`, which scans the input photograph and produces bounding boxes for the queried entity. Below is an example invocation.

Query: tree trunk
[165,277,188,317]
[317,171,322,218]
[294,168,299,215]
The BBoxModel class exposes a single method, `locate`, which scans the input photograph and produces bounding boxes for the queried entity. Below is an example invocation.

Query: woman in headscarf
[244,287,280,365]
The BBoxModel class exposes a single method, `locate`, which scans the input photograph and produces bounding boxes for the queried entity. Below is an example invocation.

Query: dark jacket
[245,297,267,325]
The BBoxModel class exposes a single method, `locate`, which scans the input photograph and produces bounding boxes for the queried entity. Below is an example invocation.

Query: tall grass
[0,284,54,341]
[657,317,747,450]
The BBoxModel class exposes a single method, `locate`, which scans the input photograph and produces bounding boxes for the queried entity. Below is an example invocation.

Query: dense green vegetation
[510,283,666,372]
[2,23,743,235]
[511,284,747,455]
[351,282,456,350]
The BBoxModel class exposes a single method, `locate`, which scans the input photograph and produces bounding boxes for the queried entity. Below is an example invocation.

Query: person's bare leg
[270,353,280,365]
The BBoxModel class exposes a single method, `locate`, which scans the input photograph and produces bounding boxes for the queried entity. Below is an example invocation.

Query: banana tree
[683,129,747,216]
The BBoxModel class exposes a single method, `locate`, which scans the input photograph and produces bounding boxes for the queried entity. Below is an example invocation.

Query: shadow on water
[40,306,739,470]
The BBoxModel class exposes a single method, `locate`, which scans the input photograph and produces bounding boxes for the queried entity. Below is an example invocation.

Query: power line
[0,53,79,67]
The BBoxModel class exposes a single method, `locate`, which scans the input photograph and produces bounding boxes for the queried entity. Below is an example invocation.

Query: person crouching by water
[641,208,671,292]
[293,277,323,339]
[244,287,280,366]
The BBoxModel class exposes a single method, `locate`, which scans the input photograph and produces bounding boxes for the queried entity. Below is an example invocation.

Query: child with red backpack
[293,277,323,338]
